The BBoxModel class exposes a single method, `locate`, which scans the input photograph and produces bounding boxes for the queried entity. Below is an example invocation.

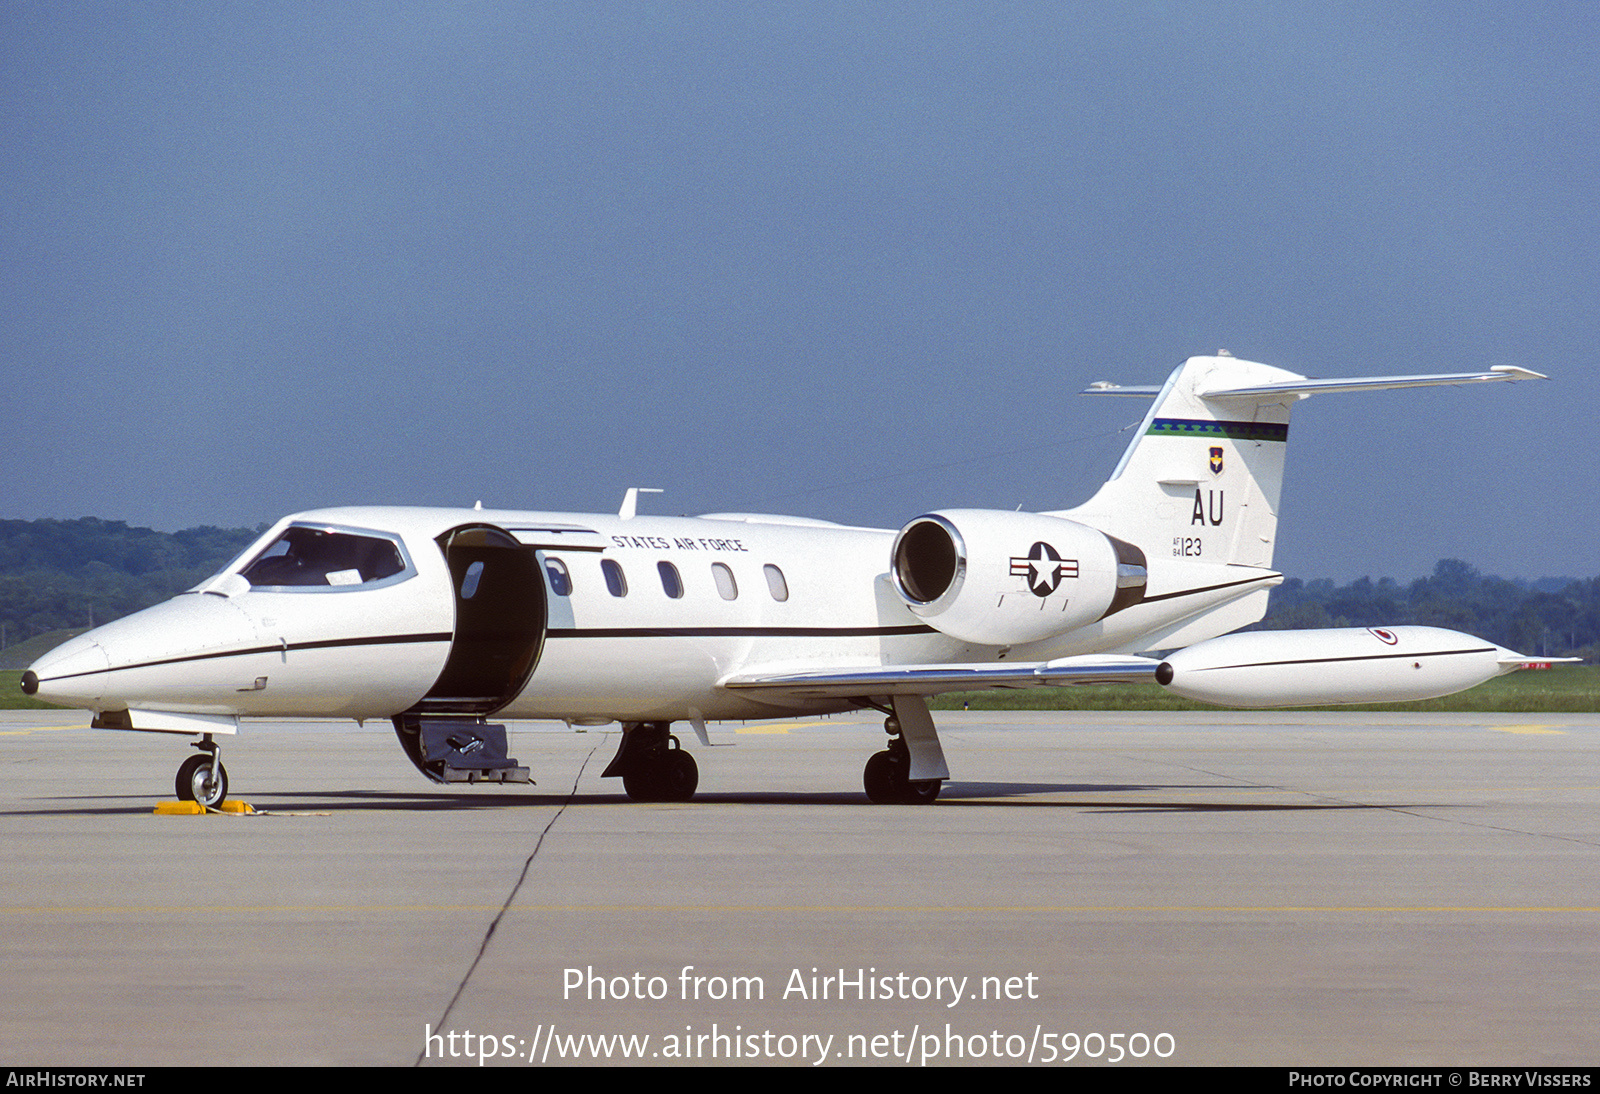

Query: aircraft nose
[25,595,258,713]
[24,632,113,708]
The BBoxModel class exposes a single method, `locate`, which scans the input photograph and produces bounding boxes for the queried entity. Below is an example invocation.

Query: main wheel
[622,750,699,803]
[863,750,941,804]
[175,754,229,807]
[657,750,699,802]
[863,750,899,804]
[622,766,662,802]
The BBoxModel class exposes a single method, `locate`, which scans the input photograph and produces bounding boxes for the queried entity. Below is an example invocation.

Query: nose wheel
[175,736,229,807]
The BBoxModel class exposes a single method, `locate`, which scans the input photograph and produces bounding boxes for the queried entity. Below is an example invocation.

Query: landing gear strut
[862,715,941,804]
[602,721,699,803]
[175,734,229,807]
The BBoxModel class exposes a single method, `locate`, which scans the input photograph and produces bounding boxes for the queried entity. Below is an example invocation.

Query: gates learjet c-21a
[22,353,1562,806]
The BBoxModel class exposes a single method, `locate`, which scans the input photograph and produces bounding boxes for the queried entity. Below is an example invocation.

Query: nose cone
[26,594,259,714]
[24,632,113,708]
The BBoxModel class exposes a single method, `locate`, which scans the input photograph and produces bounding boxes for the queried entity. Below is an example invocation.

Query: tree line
[0,518,262,645]
[1245,559,1599,661]
[0,518,1594,661]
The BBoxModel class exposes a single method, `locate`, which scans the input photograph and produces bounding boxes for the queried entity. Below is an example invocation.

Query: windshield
[240,525,411,588]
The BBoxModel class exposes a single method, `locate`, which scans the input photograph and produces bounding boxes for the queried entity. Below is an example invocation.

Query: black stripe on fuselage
[35,631,455,684]
[1139,574,1281,604]
[547,624,939,639]
[36,624,939,684]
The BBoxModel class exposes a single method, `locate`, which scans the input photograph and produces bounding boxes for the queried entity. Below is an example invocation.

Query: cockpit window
[241,526,410,589]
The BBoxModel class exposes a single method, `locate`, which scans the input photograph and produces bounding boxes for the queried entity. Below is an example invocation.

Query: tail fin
[1054,354,1296,568]
[1054,354,1544,570]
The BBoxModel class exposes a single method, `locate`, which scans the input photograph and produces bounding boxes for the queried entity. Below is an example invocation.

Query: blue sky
[3,3,1594,582]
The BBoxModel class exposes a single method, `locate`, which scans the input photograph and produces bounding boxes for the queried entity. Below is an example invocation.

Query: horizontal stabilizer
[1081,382,1163,397]
[722,655,1161,700]
[1195,365,1547,399]
[1085,365,1547,400]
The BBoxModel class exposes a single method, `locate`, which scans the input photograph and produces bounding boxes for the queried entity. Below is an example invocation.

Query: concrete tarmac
[0,708,1595,1067]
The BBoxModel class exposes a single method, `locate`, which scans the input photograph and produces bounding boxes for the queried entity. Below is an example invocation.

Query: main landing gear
[175,734,229,808]
[602,721,699,803]
[862,715,942,805]
[598,699,947,805]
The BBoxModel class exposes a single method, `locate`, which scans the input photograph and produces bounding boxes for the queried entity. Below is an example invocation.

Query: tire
[864,750,941,804]
[863,750,899,804]
[658,750,699,802]
[175,754,229,807]
[622,767,662,802]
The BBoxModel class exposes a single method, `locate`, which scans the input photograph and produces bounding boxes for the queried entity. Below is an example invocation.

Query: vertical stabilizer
[1053,355,1301,569]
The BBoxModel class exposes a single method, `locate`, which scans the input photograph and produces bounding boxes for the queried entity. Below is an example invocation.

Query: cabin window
[545,557,572,596]
[601,558,628,597]
[764,564,789,602]
[460,560,485,599]
[241,525,410,589]
[712,562,738,600]
[657,560,683,599]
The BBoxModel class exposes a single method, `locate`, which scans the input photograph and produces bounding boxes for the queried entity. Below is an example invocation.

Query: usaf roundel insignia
[1369,628,1399,645]
[1009,541,1077,598]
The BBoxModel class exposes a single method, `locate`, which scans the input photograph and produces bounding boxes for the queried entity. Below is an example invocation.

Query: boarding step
[392,715,532,784]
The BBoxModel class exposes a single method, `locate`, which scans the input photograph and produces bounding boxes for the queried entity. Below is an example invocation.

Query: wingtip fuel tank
[1156,626,1542,708]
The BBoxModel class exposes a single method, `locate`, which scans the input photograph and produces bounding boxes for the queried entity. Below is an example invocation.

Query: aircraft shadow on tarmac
[6,783,1430,815]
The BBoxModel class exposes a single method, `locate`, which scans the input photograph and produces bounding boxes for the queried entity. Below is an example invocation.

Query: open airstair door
[414,524,546,715]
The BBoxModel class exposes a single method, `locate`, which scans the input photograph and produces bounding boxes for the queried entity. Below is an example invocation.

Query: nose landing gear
[175,734,229,808]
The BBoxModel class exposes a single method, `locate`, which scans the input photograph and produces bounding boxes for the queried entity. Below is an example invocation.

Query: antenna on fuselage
[619,487,663,520]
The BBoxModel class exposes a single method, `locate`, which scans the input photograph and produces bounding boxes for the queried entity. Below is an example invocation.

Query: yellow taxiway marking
[734,721,869,734]
[1493,724,1565,734]
[3,903,1599,916]
[0,723,92,735]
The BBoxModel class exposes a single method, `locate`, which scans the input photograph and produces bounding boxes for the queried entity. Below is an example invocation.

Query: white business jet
[22,354,1558,807]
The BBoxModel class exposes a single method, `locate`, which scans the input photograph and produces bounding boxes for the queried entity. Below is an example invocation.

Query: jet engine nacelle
[1156,625,1524,707]
[890,510,1146,647]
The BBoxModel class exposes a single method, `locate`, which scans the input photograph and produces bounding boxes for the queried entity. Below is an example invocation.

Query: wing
[721,654,1162,700]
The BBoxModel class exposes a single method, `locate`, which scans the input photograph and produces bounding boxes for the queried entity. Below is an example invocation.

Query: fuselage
[25,506,947,724]
[24,502,1276,726]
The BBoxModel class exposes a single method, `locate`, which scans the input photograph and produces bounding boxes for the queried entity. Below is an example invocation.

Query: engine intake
[890,510,1145,647]
[893,514,966,603]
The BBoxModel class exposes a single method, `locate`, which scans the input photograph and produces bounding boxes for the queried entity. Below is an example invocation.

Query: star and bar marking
[1009,541,1079,597]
